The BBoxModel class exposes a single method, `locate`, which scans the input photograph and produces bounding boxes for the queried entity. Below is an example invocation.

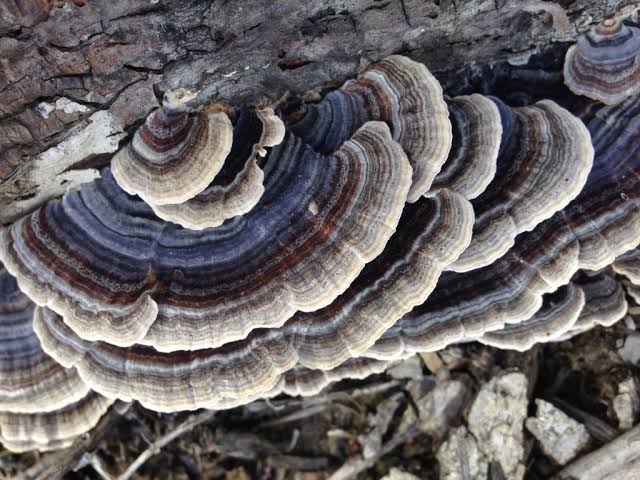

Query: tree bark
[0,0,635,222]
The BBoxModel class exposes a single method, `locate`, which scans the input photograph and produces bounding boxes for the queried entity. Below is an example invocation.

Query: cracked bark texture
[0,0,636,223]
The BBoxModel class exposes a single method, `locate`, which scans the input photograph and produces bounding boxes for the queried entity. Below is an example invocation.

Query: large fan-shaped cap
[111,89,234,206]
[286,55,452,202]
[0,121,412,350]
[564,18,640,105]
[448,98,594,273]
[150,108,285,229]
[32,189,472,411]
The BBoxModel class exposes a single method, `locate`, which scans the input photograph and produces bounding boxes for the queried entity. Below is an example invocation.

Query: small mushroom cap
[430,94,502,200]
[1,121,412,351]
[32,189,473,411]
[364,95,640,360]
[448,98,594,273]
[111,102,234,206]
[564,19,640,105]
[560,271,628,339]
[479,284,585,351]
[613,247,640,284]
[281,358,391,398]
[150,108,285,229]
[286,55,452,203]
[0,265,89,414]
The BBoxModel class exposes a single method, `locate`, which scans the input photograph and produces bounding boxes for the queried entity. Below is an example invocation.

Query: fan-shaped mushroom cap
[365,95,640,360]
[1,121,411,350]
[32,189,472,411]
[111,90,234,206]
[564,18,640,105]
[448,98,594,273]
[286,55,452,202]
[479,284,585,351]
[150,108,285,229]
[429,94,502,200]
[0,393,113,453]
[0,265,89,414]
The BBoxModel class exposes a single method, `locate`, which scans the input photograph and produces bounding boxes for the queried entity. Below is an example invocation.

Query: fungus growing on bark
[31,189,472,411]
[111,89,234,206]
[150,108,285,229]
[448,98,594,273]
[0,265,112,452]
[285,55,452,202]
[564,18,640,105]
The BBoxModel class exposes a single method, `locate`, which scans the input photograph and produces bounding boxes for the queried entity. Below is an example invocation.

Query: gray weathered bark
[0,0,635,222]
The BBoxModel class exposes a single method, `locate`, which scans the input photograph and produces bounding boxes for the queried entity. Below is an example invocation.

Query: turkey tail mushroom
[365,95,640,361]
[564,18,640,105]
[31,188,473,411]
[429,94,502,200]
[479,284,585,351]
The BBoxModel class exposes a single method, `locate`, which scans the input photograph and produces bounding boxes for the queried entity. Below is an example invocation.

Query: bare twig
[117,410,216,480]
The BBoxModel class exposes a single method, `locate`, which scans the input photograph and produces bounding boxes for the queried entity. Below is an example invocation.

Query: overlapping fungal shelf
[1,15,640,451]
[0,265,112,452]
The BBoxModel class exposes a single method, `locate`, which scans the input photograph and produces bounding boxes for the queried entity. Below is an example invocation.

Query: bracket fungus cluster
[1,17,640,452]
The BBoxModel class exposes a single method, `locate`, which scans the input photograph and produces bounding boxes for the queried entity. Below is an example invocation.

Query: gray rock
[613,377,640,430]
[467,371,528,480]
[437,426,488,480]
[525,399,590,466]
